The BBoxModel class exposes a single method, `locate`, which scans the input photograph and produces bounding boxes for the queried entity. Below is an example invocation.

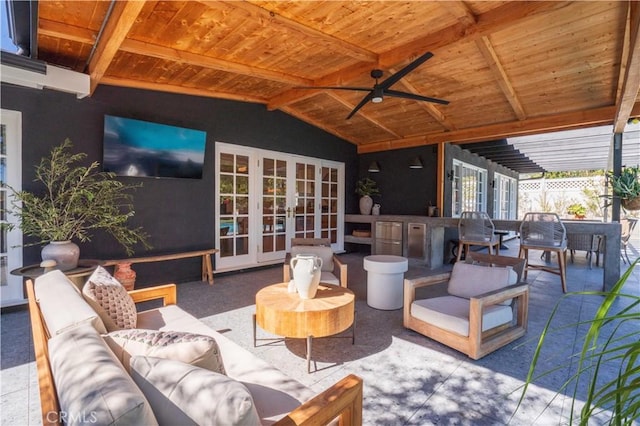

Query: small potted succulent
[355,177,380,215]
[566,203,587,219]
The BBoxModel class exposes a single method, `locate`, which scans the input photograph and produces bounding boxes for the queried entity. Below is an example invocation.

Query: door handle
[286,207,292,218]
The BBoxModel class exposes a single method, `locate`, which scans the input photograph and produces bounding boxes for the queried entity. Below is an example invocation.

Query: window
[451,160,487,217]
[1,109,23,306]
[493,173,517,220]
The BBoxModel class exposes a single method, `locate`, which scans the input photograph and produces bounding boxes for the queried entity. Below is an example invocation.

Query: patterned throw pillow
[83,266,137,331]
[104,329,226,375]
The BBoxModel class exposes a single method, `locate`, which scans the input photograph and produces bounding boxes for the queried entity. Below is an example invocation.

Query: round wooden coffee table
[254,282,355,372]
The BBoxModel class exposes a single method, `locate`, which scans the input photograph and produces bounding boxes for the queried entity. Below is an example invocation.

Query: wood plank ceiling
[36,1,640,157]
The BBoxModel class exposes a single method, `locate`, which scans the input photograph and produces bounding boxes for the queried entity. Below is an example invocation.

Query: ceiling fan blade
[347,92,374,119]
[379,51,434,89]
[385,89,449,105]
[298,86,372,92]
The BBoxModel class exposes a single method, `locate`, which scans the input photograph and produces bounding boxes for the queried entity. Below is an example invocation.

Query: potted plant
[355,177,380,215]
[567,203,587,219]
[609,165,640,211]
[5,139,150,270]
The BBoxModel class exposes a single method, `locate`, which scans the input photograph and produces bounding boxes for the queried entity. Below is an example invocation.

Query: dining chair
[456,211,500,262]
[518,212,568,293]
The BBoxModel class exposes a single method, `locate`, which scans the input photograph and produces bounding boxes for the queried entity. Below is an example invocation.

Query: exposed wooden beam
[475,36,527,120]
[208,1,377,63]
[280,105,359,144]
[99,75,267,104]
[269,1,569,111]
[379,1,571,68]
[39,19,95,44]
[267,62,376,110]
[444,1,478,27]
[326,92,401,139]
[88,1,146,94]
[119,39,312,86]
[390,72,456,131]
[357,104,640,153]
[614,1,640,132]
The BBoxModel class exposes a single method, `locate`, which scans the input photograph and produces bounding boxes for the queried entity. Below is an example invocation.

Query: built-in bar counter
[344,214,621,290]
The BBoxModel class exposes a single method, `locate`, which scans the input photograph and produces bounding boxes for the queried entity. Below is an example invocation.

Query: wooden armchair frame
[403,255,529,360]
[27,279,362,426]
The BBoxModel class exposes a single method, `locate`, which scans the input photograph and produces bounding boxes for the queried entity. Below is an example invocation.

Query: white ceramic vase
[41,240,80,271]
[290,254,323,299]
[359,195,373,215]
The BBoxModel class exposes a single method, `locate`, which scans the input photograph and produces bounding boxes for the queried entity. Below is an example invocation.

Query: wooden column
[436,142,445,214]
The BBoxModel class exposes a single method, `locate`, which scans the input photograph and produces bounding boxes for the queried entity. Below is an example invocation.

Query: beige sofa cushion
[137,305,314,424]
[83,266,137,331]
[411,295,513,337]
[34,270,107,335]
[104,329,225,375]
[131,356,260,426]
[48,323,158,426]
[448,262,516,299]
[290,245,334,271]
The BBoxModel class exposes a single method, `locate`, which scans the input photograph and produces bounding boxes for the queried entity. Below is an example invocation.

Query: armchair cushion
[320,271,340,286]
[104,329,226,375]
[83,266,137,331]
[448,262,517,299]
[131,356,260,426]
[290,245,334,271]
[411,296,513,337]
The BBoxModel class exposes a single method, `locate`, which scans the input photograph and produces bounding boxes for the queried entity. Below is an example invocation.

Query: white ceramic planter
[41,240,80,271]
[359,195,373,215]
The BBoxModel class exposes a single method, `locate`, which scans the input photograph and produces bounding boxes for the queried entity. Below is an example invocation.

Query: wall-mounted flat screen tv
[103,115,207,179]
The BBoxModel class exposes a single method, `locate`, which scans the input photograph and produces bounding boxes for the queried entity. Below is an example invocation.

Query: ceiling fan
[301,51,449,119]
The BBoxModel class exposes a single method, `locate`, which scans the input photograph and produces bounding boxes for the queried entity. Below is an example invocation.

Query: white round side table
[363,255,409,310]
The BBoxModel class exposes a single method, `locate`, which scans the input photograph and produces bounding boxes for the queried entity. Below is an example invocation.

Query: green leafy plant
[567,203,587,217]
[5,139,150,255]
[609,166,640,200]
[355,177,380,197]
[518,258,640,424]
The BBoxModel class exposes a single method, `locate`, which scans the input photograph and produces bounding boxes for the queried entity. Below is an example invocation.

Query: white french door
[1,109,23,307]
[215,142,344,271]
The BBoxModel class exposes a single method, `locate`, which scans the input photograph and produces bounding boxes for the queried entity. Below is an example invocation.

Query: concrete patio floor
[2,237,639,425]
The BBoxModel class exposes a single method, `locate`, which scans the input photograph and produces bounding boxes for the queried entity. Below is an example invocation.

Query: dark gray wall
[2,83,357,283]
[358,146,439,216]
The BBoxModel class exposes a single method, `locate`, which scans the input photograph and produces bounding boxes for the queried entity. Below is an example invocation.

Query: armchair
[283,238,348,287]
[403,254,529,359]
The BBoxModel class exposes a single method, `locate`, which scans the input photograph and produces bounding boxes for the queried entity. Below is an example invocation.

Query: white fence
[518,176,607,220]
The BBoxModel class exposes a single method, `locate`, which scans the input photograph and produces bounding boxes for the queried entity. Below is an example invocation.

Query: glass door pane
[260,157,287,261]
[294,161,316,240]
[218,152,251,265]
[320,166,339,244]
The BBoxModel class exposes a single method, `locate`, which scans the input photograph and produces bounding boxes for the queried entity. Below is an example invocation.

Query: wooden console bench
[103,249,218,286]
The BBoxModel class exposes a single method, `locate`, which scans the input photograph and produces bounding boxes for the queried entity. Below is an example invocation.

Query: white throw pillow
[83,266,137,331]
[448,262,512,299]
[48,324,158,426]
[130,356,260,426]
[104,329,226,375]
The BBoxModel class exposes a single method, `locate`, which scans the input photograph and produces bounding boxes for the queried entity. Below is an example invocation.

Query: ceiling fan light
[372,95,383,103]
